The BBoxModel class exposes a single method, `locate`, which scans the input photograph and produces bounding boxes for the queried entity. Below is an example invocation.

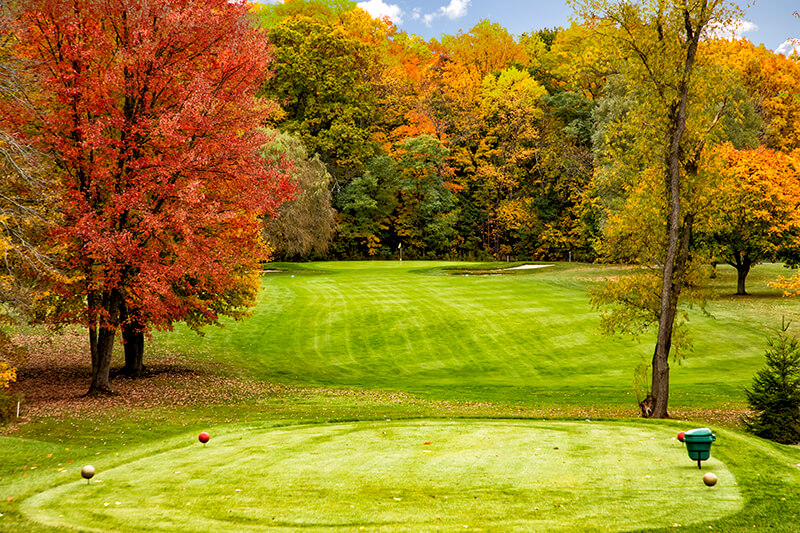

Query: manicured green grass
[160,261,797,409]
[5,407,800,532]
[3,260,800,532]
[15,420,743,532]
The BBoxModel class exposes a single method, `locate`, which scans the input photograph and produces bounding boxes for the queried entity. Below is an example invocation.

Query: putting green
[21,420,741,532]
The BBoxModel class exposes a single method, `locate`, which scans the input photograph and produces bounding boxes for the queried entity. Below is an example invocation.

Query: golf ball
[81,465,95,480]
[703,472,718,486]
[199,432,210,443]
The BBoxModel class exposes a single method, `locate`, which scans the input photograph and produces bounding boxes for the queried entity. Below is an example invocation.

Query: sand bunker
[505,264,554,270]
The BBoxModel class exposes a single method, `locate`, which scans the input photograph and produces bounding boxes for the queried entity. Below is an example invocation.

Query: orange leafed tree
[766,10,800,295]
[703,38,800,152]
[705,144,800,295]
[7,0,294,394]
[424,20,527,152]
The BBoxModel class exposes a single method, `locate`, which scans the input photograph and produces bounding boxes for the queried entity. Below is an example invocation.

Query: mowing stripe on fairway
[21,420,740,532]
[159,261,775,408]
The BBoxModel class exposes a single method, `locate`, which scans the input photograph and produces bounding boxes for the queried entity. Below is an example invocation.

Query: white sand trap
[505,264,553,270]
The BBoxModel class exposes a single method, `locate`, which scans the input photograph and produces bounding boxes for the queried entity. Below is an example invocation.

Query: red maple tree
[8,0,294,394]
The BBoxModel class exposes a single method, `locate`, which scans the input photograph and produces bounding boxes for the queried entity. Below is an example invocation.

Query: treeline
[257,0,800,283]
[258,2,598,261]
[254,0,800,270]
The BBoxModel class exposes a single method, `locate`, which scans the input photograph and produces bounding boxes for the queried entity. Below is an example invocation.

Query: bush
[0,360,16,389]
[0,360,20,424]
[744,324,800,444]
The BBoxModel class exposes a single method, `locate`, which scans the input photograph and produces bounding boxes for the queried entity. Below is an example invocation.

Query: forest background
[256,0,800,296]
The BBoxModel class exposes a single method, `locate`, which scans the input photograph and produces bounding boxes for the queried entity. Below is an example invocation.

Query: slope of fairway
[20,420,740,532]
[160,261,776,408]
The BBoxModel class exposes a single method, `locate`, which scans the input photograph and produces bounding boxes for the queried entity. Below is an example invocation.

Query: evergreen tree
[744,323,800,444]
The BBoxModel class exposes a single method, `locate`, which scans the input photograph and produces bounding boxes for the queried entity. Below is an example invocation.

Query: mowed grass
[5,401,800,533]
[4,260,800,532]
[160,261,799,409]
[19,420,741,532]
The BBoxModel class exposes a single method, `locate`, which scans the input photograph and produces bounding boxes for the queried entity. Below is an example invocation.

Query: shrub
[744,324,800,444]
[0,361,16,389]
[0,361,20,424]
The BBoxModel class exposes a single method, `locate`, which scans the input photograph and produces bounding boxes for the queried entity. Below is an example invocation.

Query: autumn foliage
[706,145,800,294]
[6,0,293,393]
[0,362,15,389]
[3,0,800,405]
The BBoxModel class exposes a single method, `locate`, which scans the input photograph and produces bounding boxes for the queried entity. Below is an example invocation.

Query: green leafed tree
[258,11,379,190]
[393,134,458,258]
[261,131,337,260]
[337,155,399,257]
[251,0,356,29]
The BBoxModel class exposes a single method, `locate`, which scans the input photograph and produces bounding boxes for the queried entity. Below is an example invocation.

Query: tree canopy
[5,0,294,393]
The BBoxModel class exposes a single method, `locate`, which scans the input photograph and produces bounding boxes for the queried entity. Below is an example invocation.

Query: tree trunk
[736,265,749,296]
[88,324,116,395]
[648,106,687,420]
[87,289,123,396]
[120,321,145,377]
[647,214,693,418]
[732,252,751,296]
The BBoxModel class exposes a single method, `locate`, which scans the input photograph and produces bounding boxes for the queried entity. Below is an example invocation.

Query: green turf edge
[156,262,792,411]
[627,421,800,533]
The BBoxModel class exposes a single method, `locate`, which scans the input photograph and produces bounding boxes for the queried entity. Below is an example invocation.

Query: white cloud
[706,19,758,40]
[420,0,471,27]
[776,38,800,57]
[441,0,470,19]
[357,0,403,25]
[411,7,421,21]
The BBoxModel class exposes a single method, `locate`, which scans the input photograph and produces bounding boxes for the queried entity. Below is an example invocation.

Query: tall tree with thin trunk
[8,0,294,394]
[574,0,738,418]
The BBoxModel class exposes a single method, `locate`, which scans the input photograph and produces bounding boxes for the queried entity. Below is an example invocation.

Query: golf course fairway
[160,261,790,409]
[20,420,741,532]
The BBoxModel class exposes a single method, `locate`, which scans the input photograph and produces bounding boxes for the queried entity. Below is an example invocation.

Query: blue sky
[351,0,799,54]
